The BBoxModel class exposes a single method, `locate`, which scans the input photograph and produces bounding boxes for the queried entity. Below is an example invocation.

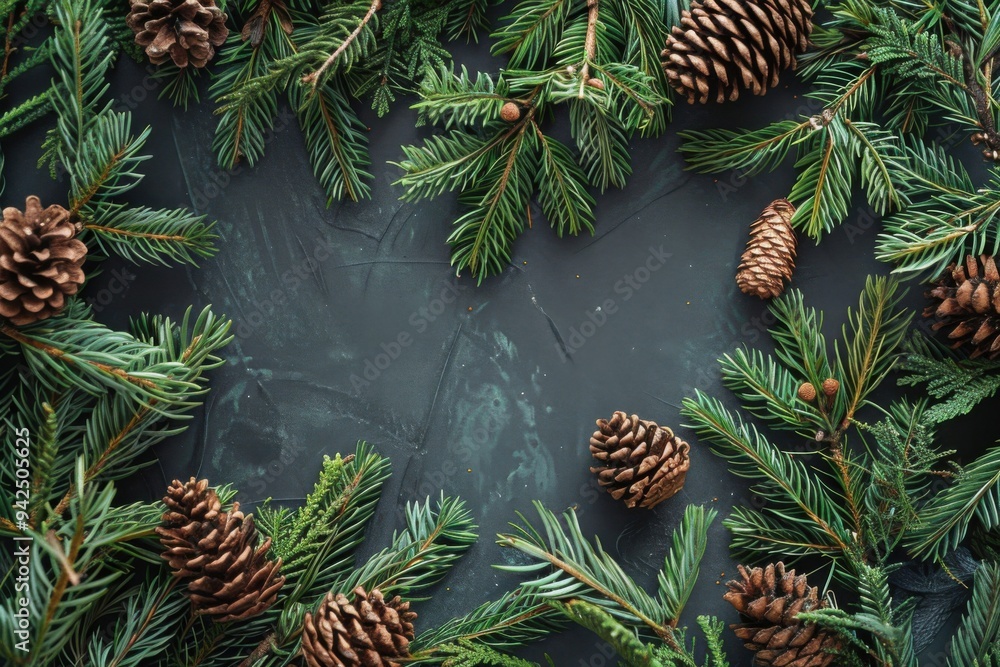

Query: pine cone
[724,563,841,667]
[661,0,813,104]
[127,0,229,68]
[925,255,1000,358]
[736,199,797,299]
[589,411,691,509]
[156,478,285,622]
[300,586,417,667]
[0,196,85,326]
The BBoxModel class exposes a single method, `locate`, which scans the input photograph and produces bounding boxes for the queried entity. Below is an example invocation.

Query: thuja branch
[302,0,382,86]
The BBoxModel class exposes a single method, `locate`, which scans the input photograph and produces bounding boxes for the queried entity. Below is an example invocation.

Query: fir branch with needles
[497,502,716,645]
[210,0,491,203]
[677,0,1000,279]
[395,0,672,282]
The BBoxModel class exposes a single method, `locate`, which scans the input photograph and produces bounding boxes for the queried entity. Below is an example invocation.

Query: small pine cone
[661,0,813,104]
[724,563,841,667]
[736,199,797,299]
[925,255,1000,358]
[127,0,229,68]
[589,411,690,509]
[0,196,86,326]
[300,587,417,667]
[797,382,816,402]
[821,378,839,397]
[156,478,285,622]
[500,101,521,122]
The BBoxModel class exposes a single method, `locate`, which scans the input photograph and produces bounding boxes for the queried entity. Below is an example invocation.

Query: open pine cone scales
[157,478,284,622]
[736,198,797,299]
[724,563,841,667]
[0,196,86,326]
[127,0,229,68]
[589,411,690,509]
[925,254,1000,358]
[300,586,417,667]
[662,0,813,104]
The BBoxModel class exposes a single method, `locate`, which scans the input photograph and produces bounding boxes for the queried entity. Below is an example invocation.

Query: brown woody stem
[578,0,599,95]
[302,0,381,87]
[237,632,276,667]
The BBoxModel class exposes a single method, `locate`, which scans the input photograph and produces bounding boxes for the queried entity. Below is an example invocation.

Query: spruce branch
[681,391,853,557]
[79,205,218,266]
[336,493,478,598]
[412,590,561,655]
[301,0,383,87]
[948,562,1000,667]
[906,445,1000,560]
[497,502,713,644]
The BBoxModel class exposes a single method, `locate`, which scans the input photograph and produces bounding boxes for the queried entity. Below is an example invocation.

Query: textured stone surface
[4,52,951,663]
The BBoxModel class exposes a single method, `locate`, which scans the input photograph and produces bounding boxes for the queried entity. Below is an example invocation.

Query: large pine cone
[127,0,229,68]
[300,587,417,667]
[156,478,285,622]
[661,0,813,104]
[589,411,690,509]
[724,563,841,667]
[0,196,85,326]
[736,199,797,299]
[925,255,1000,358]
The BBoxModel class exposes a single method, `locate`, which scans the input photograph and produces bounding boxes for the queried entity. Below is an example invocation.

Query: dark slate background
[4,32,986,665]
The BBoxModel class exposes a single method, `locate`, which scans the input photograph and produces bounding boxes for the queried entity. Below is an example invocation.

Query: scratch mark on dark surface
[255,379,278,408]
[323,217,380,242]
[219,269,251,322]
[575,178,692,254]
[257,209,282,280]
[364,204,410,294]
[518,267,571,363]
[335,260,451,269]
[642,390,682,411]
[415,321,464,450]
[193,391,217,479]
[296,234,328,295]
[171,125,199,212]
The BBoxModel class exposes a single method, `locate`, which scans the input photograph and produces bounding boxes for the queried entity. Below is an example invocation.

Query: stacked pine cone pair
[662,0,813,104]
[725,562,841,666]
[157,478,285,621]
[126,0,229,69]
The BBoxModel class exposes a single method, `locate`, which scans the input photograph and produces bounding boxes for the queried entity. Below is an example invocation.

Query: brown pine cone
[127,0,229,68]
[589,411,690,509]
[661,0,813,104]
[724,563,841,667]
[736,199,797,299]
[300,586,417,667]
[0,196,85,326]
[156,478,285,622]
[925,255,1000,358]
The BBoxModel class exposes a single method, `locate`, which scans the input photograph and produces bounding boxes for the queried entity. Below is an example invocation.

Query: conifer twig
[301,0,382,87]
[578,0,599,95]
